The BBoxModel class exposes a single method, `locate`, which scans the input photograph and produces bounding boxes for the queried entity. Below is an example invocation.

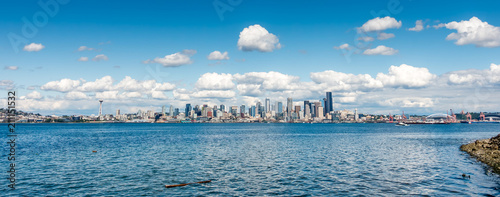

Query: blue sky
[1,0,500,115]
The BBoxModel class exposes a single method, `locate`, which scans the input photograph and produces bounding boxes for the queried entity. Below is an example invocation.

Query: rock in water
[461,134,500,173]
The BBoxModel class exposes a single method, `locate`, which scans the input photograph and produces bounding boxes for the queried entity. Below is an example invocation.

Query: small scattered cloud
[144,50,196,67]
[78,46,97,51]
[358,36,375,42]
[23,43,45,52]
[359,16,402,32]
[377,32,395,40]
[4,66,18,70]
[78,57,89,62]
[238,24,281,52]
[409,20,424,32]
[92,54,109,61]
[363,45,398,55]
[207,51,230,60]
[334,43,350,50]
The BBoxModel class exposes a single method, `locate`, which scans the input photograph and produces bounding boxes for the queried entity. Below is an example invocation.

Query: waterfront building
[287,97,293,117]
[185,104,192,117]
[325,92,333,115]
[265,98,270,113]
[278,102,283,114]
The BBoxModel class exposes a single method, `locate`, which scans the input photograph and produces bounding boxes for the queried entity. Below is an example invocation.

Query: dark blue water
[1,123,500,196]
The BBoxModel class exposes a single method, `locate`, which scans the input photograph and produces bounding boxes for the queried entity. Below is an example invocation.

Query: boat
[396,122,409,126]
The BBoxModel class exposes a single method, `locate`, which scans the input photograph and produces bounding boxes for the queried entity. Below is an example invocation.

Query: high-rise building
[174,108,179,116]
[287,97,293,117]
[265,98,270,113]
[256,102,262,117]
[278,102,283,114]
[116,109,120,117]
[325,92,333,115]
[231,106,238,117]
[161,106,166,117]
[314,101,322,117]
[185,104,192,116]
[220,104,226,113]
[294,106,301,116]
[304,101,310,117]
[251,105,256,117]
[169,105,174,116]
[240,105,246,117]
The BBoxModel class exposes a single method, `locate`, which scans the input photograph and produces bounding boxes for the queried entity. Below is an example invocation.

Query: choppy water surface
[1,123,500,196]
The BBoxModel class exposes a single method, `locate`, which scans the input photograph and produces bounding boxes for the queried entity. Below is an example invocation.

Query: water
[1,123,500,196]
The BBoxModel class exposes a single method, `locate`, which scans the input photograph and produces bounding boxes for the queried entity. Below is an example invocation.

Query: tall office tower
[251,105,256,117]
[325,92,333,115]
[304,101,310,117]
[161,106,166,117]
[256,102,262,117]
[287,97,293,117]
[265,98,270,113]
[185,104,192,116]
[116,109,120,117]
[314,101,322,118]
[240,105,246,117]
[310,102,315,117]
[169,105,174,116]
[220,104,226,113]
[278,102,283,114]
[294,106,301,116]
[231,106,238,117]
[174,108,180,116]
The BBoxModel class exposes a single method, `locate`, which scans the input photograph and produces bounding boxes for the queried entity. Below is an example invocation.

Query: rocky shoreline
[461,134,500,173]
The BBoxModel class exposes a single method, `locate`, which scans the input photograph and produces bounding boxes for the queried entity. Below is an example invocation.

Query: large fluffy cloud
[376,64,436,88]
[144,50,196,67]
[440,17,500,47]
[359,16,402,32]
[237,24,281,52]
[41,78,81,92]
[363,45,398,55]
[195,73,235,90]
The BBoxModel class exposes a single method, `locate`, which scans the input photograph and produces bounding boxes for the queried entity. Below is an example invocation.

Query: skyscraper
[304,101,310,118]
[240,105,246,117]
[265,98,270,113]
[287,97,293,117]
[220,104,225,113]
[251,105,256,117]
[162,105,166,117]
[185,104,192,116]
[278,102,283,114]
[325,92,333,115]
[256,102,261,117]
[170,105,174,116]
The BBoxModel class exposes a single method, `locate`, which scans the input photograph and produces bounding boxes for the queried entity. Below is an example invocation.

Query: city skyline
[1,0,500,116]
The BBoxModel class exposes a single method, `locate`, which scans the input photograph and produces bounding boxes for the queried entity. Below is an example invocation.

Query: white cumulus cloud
[363,45,398,55]
[23,43,45,52]
[237,24,281,52]
[440,17,500,47]
[144,50,196,67]
[41,78,81,92]
[334,43,350,50]
[376,64,436,88]
[359,16,402,32]
[92,54,109,61]
[207,51,230,60]
[195,73,235,90]
[409,20,424,32]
